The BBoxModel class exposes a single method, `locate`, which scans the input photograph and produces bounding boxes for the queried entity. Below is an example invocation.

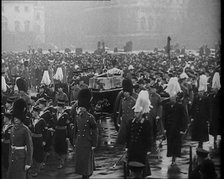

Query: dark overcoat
[126,115,152,177]
[7,123,33,179]
[190,95,210,142]
[54,111,70,155]
[163,102,186,157]
[209,90,221,136]
[30,118,47,163]
[74,108,98,176]
[1,123,13,169]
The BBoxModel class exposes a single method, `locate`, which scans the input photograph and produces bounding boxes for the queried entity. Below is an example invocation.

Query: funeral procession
[1,0,221,179]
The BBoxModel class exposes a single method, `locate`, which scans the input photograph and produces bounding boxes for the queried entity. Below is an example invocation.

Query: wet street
[2,116,221,179]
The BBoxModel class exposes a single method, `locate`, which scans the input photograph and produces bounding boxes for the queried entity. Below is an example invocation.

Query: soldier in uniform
[189,148,217,179]
[5,96,16,113]
[116,78,136,145]
[1,112,13,170]
[55,84,69,106]
[74,89,98,179]
[209,72,221,150]
[7,98,33,179]
[190,75,210,149]
[147,84,163,151]
[163,77,186,166]
[36,84,48,100]
[30,106,47,177]
[125,90,153,178]
[54,99,70,169]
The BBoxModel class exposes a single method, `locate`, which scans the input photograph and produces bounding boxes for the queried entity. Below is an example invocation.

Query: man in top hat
[190,75,210,149]
[189,148,217,179]
[116,78,136,145]
[7,98,33,179]
[74,88,98,179]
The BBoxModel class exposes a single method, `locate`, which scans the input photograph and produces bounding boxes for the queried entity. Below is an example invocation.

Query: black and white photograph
[1,0,221,178]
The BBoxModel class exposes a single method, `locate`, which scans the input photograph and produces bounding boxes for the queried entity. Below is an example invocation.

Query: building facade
[2,1,45,51]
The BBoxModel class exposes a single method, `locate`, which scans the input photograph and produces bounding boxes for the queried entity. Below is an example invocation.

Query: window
[15,21,21,32]
[15,6,19,12]
[24,6,29,12]
[24,20,30,32]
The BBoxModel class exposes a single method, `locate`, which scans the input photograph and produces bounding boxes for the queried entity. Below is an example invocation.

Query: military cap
[196,148,209,158]
[31,96,38,101]
[39,98,47,105]
[6,96,17,104]
[128,161,145,172]
[33,105,42,112]
[57,99,65,107]
[4,112,12,119]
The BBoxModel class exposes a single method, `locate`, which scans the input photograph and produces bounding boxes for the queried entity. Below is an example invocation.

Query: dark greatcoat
[7,123,33,179]
[30,118,47,163]
[190,94,210,142]
[209,90,221,136]
[163,102,186,157]
[74,108,98,176]
[54,110,70,155]
[116,96,136,145]
[126,114,153,177]
[40,109,56,153]
[1,123,13,169]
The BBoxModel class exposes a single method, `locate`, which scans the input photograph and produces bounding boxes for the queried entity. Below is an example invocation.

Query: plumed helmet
[132,90,153,114]
[16,77,28,92]
[198,75,209,92]
[165,77,182,97]
[78,88,92,109]
[212,72,221,90]
[41,70,51,85]
[122,78,133,94]
[12,98,27,122]
[2,76,7,92]
[53,67,63,81]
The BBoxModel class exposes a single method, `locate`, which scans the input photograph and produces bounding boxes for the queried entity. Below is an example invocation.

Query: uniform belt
[31,133,43,137]
[55,126,67,130]
[11,146,26,150]
[2,139,10,143]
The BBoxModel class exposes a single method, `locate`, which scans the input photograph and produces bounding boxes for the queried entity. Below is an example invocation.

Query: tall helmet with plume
[198,74,209,92]
[53,67,63,81]
[132,90,153,114]
[12,98,27,122]
[212,72,221,90]
[41,70,51,85]
[180,62,189,79]
[165,77,182,97]
[2,75,7,92]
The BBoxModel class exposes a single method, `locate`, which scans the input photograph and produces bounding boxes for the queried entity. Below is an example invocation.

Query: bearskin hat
[78,88,92,109]
[16,78,28,93]
[12,98,27,122]
[122,78,133,94]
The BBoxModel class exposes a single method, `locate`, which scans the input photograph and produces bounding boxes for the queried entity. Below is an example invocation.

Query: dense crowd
[1,48,221,179]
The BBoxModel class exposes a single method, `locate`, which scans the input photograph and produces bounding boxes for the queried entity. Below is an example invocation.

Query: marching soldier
[209,72,221,150]
[54,99,70,169]
[7,98,33,179]
[30,106,47,177]
[163,77,186,166]
[116,78,136,145]
[74,89,98,179]
[190,75,210,149]
[125,90,153,178]
[1,112,13,170]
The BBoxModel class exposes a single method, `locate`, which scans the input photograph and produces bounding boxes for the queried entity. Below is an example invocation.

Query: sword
[112,150,127,169]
